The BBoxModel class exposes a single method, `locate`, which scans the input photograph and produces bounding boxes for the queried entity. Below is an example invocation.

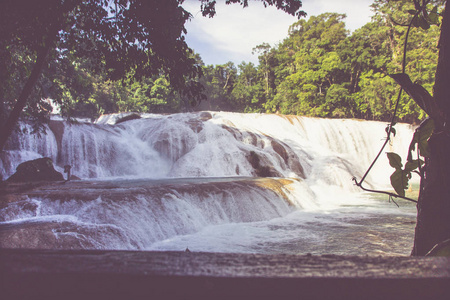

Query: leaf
[390,169,408,197]
[387,152,403,170]
[418,15,430,30]
[427,6,439,25]
[389,73,434,115]
[404,159,423,173]
[412,15,421,28]
[407,9,417,15]
[417,118,434,157]
[418,118,434,139]
[389,73,413,89]
[407,118,434,161]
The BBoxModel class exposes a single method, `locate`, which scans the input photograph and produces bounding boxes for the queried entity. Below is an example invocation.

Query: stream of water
[0,112,418,255]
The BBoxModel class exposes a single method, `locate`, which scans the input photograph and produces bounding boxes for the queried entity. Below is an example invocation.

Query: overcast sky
[182,0,375,66]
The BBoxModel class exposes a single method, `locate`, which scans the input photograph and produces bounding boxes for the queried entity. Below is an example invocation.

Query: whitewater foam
[0,112,417,253]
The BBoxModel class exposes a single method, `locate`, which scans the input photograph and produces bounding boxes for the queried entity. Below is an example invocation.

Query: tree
[265,13,349,116]
[408,0,450,255]
[0,0,305,150]
[257,4,439,121]
[253,43,275,97]
[354,0,448,256]
[231,62,265,112]
[365,0,440,123]
[197,62,237,111]
[0,0,197,149]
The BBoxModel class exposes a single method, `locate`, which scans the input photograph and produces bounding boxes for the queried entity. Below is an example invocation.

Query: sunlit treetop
[0,0,305,97]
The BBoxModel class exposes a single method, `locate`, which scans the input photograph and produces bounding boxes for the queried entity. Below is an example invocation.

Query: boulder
[199,111,213,121]
[247,151,282,177]
[115,113,141,124]
[7,157,64,182]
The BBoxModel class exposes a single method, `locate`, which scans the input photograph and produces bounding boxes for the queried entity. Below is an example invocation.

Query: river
[0,112,418,255]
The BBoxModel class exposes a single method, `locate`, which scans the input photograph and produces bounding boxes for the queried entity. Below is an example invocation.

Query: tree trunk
[412,0,450,256]
[0,45,51,151]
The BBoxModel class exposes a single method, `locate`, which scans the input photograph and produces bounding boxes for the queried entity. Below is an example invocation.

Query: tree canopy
[5,0,440,125]
[0,0,443,149]
[0,0,305,149]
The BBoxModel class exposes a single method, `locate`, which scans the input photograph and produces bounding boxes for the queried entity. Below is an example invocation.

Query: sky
[182,0,375,66]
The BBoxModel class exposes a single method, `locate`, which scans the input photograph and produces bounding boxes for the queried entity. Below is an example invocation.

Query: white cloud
[301,0,374,32]
[184,1,297,65]
[183,0,374,66]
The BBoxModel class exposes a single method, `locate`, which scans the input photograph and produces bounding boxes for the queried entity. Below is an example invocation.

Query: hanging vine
[352,0,441,204]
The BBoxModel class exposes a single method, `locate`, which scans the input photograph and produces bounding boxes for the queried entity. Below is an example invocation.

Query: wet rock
[187,118,204,133]
[271,140,289,163]
[221,124,239,139]
[2,250,450,300]
[186,112,212,133]
[7,157,64,182]
[115,113,141,124]
[270,139,305,179]
[247,151,282,177]
[152,131,194,162]
[199,111,213,121]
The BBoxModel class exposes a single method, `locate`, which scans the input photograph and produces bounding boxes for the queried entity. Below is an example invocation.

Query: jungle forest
[1,0,442,124]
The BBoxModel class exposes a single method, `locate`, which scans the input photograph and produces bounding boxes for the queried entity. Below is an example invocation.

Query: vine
[352,0,440,204]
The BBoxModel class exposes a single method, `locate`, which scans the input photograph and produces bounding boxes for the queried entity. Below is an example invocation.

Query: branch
[352,177,418,204]
[353,9,421,202]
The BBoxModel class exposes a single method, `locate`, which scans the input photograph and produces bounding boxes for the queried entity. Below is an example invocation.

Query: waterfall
[1,112,415,185]
[0,112,417,254]
[1,122,58,180]
[0,178,318,249]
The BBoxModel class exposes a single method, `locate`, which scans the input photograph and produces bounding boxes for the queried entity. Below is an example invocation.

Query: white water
[0,112,417,254]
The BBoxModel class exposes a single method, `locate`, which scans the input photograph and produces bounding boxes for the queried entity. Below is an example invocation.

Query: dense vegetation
[1,0,441,124]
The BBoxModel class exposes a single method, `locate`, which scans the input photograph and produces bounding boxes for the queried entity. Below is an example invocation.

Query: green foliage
[254,1,442,122]
[50,2,441,121]
[0,0,205,129]
[408,118,435,159]
[387,152,423,197]
[382,0,440,198]
[0,0,443,124]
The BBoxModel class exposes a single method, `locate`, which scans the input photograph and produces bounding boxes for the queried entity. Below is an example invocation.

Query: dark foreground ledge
[1,249,450,300]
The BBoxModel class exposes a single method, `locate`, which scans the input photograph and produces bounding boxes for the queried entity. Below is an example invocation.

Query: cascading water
[0,112,417,255]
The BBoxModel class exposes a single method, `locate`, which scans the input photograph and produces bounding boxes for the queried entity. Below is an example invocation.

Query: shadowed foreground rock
[1,249,449,300]
[6,157,64,182]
